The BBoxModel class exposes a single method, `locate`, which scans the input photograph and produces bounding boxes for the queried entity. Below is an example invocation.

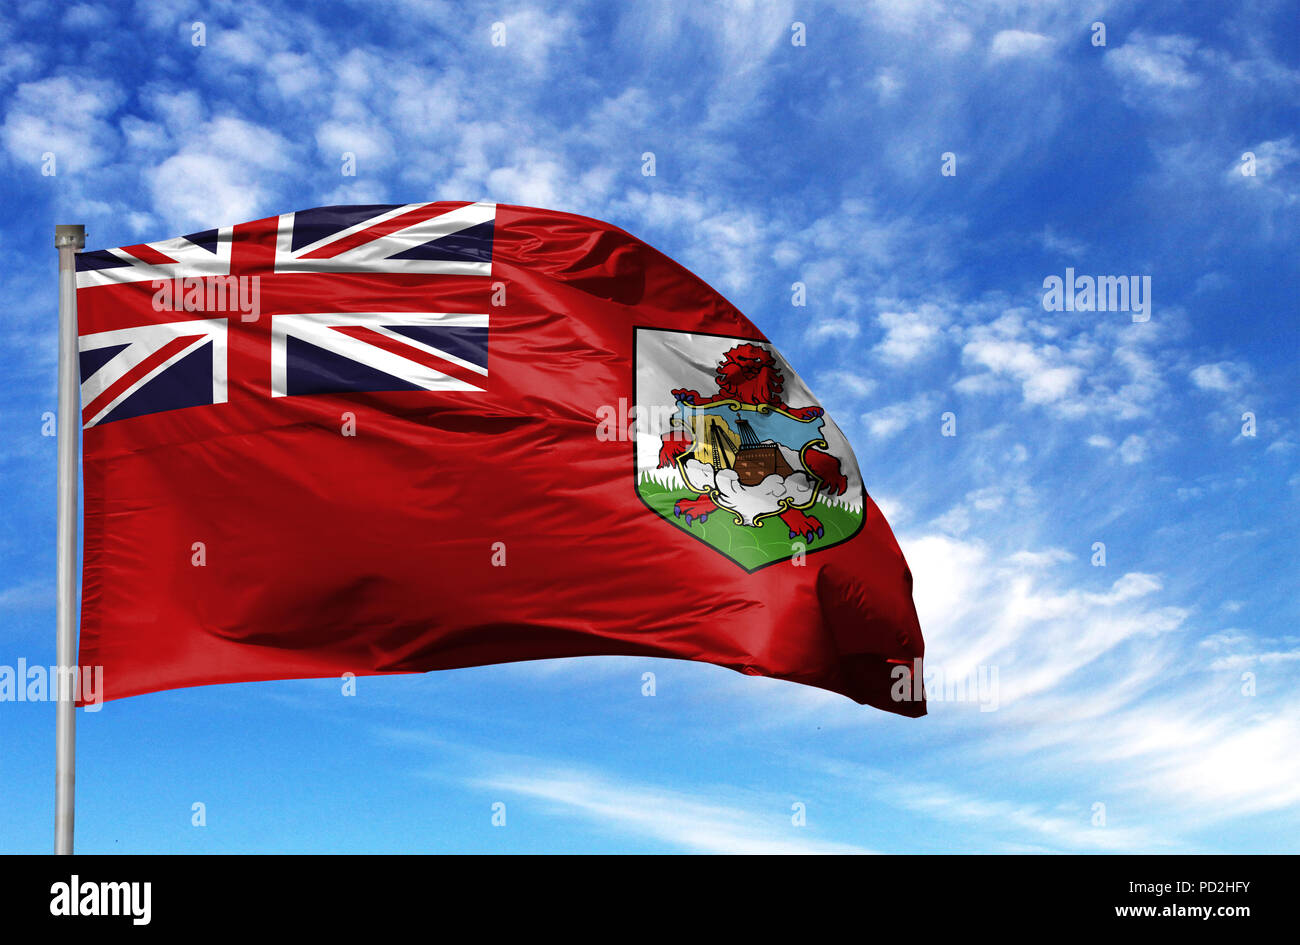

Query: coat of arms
[634,328,866,570]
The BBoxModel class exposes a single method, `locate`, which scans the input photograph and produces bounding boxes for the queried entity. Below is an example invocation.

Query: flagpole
[54,224,84,855]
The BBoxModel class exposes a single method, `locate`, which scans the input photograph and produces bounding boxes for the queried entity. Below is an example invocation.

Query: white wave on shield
[637,464,864,515]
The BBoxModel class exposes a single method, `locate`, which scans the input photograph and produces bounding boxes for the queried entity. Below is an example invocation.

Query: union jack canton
[75,201,495,427]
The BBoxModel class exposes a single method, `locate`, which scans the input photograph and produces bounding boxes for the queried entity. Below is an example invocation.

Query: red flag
[74,202,925,716]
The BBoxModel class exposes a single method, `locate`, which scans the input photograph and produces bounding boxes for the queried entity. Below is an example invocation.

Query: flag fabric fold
[74,201,925,716]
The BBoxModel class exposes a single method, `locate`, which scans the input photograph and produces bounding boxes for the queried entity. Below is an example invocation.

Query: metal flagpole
[54,224,84,855]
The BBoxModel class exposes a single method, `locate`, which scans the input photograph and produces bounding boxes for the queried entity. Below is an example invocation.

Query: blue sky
[1,0,1297,853]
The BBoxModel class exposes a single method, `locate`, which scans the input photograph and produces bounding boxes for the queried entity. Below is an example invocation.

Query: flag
[75,201,926,716]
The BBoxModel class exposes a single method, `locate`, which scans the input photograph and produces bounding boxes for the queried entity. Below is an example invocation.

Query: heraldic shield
[633,327,867,571]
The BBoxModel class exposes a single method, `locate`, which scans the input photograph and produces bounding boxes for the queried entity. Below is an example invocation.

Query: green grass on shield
[637,478,863,569]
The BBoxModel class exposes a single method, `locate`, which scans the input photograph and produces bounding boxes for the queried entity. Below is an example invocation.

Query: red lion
[656,343,848,543]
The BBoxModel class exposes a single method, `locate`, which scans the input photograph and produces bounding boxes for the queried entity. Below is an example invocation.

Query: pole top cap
[54,225,85,249]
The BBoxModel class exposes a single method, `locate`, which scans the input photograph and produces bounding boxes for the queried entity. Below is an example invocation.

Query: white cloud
[1006,548,1073,568]
[62,3,110,30]
[1208,648,1300,672]
[816,369,876,398]
[989,30,1054,61]
[621,191,770,293]
[148,116,294,230]
[477,767,871,854]
[1023,364,1084,404]
[871,494,905,524]
[1190,361,1250,394]
[906,530,1184,703]
[1,76,122,172]
[962,337,1081,406]
[954,307,1172,420]
[1039,225,1088,256]
[0,579,51,610]
[1083,705,1300,817]
[806,318,860,343]
[263,52,324,99]
[879,778,1167,852]
[873,305,945,363]
[1118,433,1147,464]
[953,372,1005,395]
[861,394,934,439]
[870,68,905,103]
[881,524,1300,830]
[316,119,395,171]
[929,481,1033,537]
[0,42,41,84]
[494,7,579,78]
[208,27,268,67]
[1106,33,1201,91]
[1231,136,1298,182]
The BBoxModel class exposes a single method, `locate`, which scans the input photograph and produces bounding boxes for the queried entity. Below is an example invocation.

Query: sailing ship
[731,417,793,485]
[686,413,793,486]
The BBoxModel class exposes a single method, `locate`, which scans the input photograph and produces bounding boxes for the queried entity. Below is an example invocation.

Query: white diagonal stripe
[270,312,488,397]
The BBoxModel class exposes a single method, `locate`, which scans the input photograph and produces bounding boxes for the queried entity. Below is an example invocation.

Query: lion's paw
[781,508,824,543]
[673,495,716,525]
